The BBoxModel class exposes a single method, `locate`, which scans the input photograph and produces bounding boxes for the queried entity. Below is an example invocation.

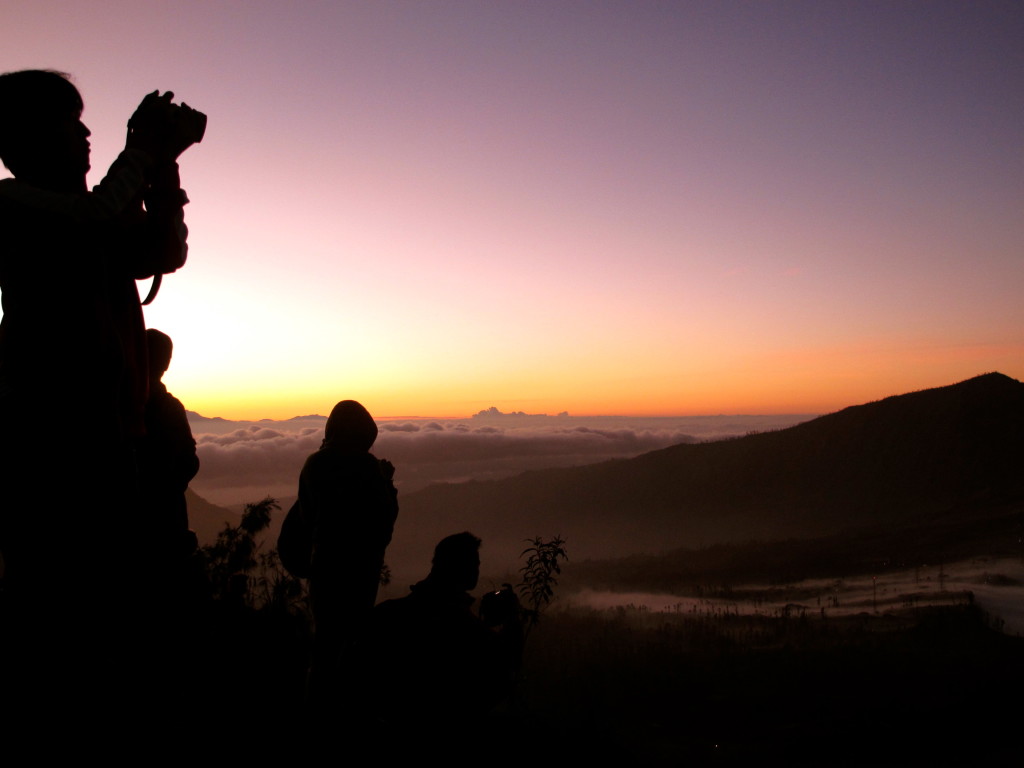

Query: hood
[323,399,378,454]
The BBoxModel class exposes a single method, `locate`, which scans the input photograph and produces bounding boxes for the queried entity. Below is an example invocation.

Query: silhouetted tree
[199,496,307,615]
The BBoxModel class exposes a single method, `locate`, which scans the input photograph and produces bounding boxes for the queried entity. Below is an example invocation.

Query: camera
[173,102,207,144]
[128,91,207,155]
[480,583,521,628]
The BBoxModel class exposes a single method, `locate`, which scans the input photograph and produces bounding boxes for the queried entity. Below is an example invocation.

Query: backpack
[277,499,312,579]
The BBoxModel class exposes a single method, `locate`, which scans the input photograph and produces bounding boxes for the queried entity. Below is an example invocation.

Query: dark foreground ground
[7,581,1012,764]
[515,602,1023,766]
[197,596,1022,765]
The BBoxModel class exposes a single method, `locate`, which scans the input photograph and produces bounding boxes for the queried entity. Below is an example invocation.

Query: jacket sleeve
[104,155,188,280]
[134,161,188,278]
[0,149,188,278]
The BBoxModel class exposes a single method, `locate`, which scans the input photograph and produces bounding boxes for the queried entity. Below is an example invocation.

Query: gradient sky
[3,1,1021,419]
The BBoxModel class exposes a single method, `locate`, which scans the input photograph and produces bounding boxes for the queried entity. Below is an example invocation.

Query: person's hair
[0,70,83,174]
[146,328,173,376]
[430,532,481,590]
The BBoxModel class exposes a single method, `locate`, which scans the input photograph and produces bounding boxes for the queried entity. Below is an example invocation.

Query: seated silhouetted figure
[364,532,522,749]
[139,328,199,568]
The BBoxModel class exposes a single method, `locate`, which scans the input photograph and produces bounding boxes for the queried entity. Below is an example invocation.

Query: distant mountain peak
[953,371,1019,388]
[185,411,228,422]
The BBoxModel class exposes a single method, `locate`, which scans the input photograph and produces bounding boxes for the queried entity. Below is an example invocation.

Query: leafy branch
[517,535,568,635]
[199,496,307,615]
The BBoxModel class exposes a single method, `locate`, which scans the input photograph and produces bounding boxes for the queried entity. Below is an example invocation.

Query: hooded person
[298,399,398,708]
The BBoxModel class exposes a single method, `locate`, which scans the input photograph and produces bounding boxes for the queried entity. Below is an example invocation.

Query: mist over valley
[187,373,1023,598]
[186,409,812,506]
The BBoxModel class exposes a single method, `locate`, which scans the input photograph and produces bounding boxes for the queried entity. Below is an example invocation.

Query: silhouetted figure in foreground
[139,328,199,557]
[298,400,398,709]
[0,69,200,737]
[138,327,201,636]
[366,532,523,753]
[0,70,196,581]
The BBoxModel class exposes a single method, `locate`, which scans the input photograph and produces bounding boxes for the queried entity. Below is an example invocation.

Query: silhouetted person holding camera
[298,399,399,711]
[0,69,202,733]
[365,532,523,753]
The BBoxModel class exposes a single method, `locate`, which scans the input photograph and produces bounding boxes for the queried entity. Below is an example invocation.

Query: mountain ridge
[389,373,1024,570]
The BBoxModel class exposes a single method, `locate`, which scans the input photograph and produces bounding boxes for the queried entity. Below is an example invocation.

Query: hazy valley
[182,372,1024,763]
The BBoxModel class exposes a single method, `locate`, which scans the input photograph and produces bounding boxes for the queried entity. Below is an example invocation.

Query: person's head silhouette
[428,531,481,592]
[0,69,90,192]
[323,399,378,454]
[146,328,173,381]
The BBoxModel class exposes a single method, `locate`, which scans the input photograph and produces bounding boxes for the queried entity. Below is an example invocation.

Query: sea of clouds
[188,409,815,506]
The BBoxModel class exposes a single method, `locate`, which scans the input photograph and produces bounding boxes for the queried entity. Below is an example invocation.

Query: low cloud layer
[188,411,814,506]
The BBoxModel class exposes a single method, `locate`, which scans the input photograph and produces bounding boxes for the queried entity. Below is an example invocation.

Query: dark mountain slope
[186,488,238,546]
[390,373,1024,569]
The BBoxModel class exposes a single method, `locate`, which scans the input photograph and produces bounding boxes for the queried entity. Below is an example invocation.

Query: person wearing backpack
[296,399,398,715]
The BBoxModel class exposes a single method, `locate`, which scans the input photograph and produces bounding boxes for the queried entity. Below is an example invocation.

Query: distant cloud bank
[188,410,814,506]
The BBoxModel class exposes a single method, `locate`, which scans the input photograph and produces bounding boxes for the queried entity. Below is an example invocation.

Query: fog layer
[188,410,814,506]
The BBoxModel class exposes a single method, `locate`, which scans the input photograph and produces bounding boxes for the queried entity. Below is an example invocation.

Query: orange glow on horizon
[3,5,1020,426]
[171,346,1022,423]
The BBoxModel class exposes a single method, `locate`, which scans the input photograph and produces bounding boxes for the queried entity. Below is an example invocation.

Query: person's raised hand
[126,90,196,163]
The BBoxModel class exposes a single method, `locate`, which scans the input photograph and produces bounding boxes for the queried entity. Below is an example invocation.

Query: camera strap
[141,273,162,306]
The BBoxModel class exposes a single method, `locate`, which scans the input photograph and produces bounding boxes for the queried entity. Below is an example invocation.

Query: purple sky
[3,1,1021,418]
